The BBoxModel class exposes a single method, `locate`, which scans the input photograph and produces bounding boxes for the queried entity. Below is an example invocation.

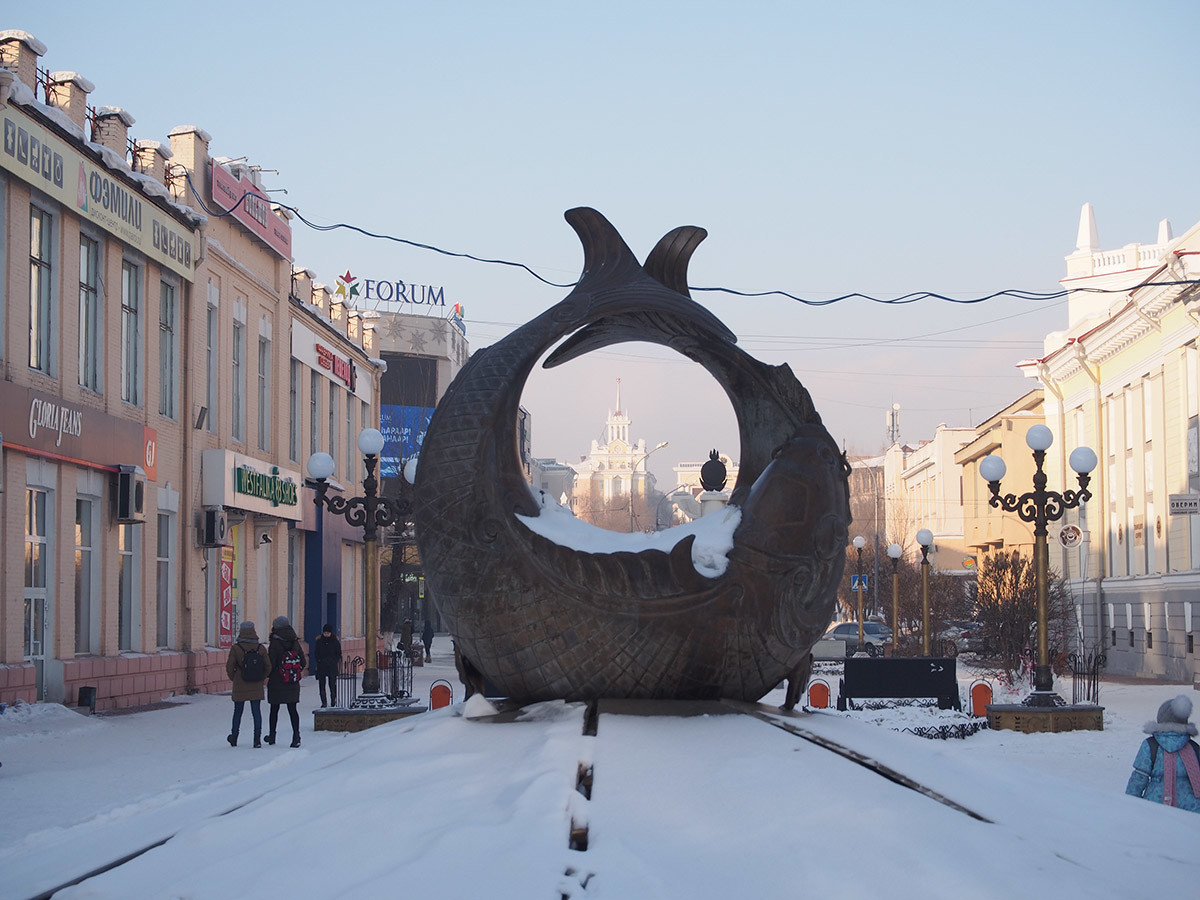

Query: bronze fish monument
[412,208,851,702]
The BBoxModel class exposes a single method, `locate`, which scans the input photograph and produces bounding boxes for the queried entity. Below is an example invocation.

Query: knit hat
[272,616,291,630]
[1145,694,1198,736]
[322,623,333,633]
[238,621,258,640]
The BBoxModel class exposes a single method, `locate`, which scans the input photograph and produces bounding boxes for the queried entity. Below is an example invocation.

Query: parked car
[821,621,893,657]
[937,621,989,657]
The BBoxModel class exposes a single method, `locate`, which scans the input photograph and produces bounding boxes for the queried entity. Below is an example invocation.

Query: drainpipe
[1072,343,1107,648]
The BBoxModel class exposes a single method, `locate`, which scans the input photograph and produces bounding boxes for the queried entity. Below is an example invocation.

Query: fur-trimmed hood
[1144,720,1199,736]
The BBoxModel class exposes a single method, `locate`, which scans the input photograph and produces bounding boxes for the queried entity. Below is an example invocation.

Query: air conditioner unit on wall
[201,506,230,547]
[116,465,146,523]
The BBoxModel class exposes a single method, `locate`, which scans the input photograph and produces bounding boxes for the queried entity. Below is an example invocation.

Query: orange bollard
[970,681,993,717]
[807,681,831,709]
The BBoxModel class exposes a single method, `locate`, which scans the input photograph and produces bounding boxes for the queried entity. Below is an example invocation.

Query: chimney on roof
[46,71,93,129]
[291,267,314,304]
[132,139,172,185]
[92,107,135,157]
[167,125,211,203]
[0,30,46,91]
[312,283,330,316]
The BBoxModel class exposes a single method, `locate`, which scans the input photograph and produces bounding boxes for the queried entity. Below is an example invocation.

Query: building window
[24,489,48,659]
[257,337,270,452]
[78,234,101,390]
[29,207,54,374]
[289,359,300,462]
[118,523,135,651]
[329,381,338,465]
[75,498,95,654]
[206,285,218,434]
[287,529,298,624]
[156,514,172,648]
[121,261,142,405]
[1146,630,1153,651]
[158,281,177,418]
[310,370,321,457]
[232,321,245,442]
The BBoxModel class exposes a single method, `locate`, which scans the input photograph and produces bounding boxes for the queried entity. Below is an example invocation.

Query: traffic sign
[851,574,868,590]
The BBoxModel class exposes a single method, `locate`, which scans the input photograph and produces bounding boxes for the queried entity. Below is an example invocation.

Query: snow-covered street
[2,638,1198,899]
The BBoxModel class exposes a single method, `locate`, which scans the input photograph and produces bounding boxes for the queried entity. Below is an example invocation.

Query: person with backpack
[313,623,341,708]
[225,621,271,748]
[265,615,307,748]
[1126,694,1200,812]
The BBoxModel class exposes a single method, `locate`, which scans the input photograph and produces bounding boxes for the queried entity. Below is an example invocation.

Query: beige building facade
[0,31,385,709]
[1019,205,1200,681]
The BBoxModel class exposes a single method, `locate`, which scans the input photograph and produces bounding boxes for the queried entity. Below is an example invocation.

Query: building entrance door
[25,489,49,700]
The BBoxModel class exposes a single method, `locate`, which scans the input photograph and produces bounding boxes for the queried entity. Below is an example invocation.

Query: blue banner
[380,405,435,477]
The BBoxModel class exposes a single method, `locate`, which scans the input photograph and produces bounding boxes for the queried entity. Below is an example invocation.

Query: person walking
[225,621,270,748]
[265,615,307,748]
[313,623,341,709]
[1126,694,1200,812]
[400,617,414,655]
[422,619,435,663]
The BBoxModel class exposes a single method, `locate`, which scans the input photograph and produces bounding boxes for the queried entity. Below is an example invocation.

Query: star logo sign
[333,270,361,302]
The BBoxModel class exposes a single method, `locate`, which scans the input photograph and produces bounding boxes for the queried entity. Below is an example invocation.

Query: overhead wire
[175,168,1200,308]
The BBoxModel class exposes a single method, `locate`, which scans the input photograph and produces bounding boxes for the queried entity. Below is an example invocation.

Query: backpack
[278,646,303,684]
[240,645,267,683]
[1147,736,1200,771]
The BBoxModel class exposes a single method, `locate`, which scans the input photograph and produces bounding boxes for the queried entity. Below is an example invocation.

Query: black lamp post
[853,535,866,650]
[916,528,933,656]
[307,428,410,697]
[887,542,902,652]
[980,424,1096,705]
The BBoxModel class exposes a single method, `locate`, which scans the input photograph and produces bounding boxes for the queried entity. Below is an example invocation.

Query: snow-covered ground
[2,637,1197,899]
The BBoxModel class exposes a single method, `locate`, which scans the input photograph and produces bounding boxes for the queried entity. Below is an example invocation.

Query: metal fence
[332,652,414,709]
[1069,648,1106,705]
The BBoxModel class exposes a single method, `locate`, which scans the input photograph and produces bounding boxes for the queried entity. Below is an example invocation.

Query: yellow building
[1021,204,1198,681]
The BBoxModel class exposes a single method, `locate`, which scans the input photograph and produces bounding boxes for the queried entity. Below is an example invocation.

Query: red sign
[210,161,292,259]
[218,547,235,648]
[315,342,357,390]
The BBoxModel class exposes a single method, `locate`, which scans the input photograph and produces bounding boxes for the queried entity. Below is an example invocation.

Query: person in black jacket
[422,619,435,663]
[313,623,341,708]
[265,616,306,748]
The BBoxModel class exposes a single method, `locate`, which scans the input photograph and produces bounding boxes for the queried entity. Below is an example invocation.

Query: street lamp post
[630,441,668,533]
[307,428,409,697]
[887,542,903,652]
[853,536,866,650]
[916,529,933,656]
[979,424,1096,705]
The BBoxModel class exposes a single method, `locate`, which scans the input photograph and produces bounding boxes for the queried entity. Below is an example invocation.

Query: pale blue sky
[15,2,1200,484]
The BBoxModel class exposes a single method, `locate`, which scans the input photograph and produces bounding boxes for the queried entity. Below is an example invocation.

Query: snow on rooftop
[0,29,47,55]
[48,71,94,92]
[167,124,210,142]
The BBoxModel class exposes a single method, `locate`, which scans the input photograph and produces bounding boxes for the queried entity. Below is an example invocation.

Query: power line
[178,168,1200,309]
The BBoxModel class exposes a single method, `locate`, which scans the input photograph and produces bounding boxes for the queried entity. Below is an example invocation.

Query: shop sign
[210,161,292,258]
[315,342,357,390]
[234,464,298,507]
[218,547,235,648]
[0,107,197,282]
[0,381,157,478]
[333,269,446,307]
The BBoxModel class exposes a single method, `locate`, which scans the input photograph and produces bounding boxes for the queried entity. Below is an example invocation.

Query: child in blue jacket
[1125,694,1200,812]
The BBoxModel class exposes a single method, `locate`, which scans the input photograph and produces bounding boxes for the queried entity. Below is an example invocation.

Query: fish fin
[643,225,707,297]
[565,207,643,290]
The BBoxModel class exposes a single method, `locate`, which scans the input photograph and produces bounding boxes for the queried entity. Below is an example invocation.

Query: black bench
[838,657,961,711]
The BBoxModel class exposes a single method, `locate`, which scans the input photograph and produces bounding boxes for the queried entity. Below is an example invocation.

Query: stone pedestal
[698,490,728,517]
[986,703,1104,733]
[313,704,428,733]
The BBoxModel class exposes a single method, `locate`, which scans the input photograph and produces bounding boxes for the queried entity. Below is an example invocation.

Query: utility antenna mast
[886,402,901,445]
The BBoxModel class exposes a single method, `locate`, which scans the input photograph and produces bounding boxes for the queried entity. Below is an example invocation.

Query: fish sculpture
[413,208,851,702]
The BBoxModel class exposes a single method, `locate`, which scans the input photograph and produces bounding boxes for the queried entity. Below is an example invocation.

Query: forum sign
[333,270,447,307]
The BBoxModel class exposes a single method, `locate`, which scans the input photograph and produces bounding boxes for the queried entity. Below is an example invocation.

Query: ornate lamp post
[630,441,669,532]
[916,528,933,656]
[853,536,866,650]
[979,424,1096,705]
[887,542,903,652]
[307,428,409,698]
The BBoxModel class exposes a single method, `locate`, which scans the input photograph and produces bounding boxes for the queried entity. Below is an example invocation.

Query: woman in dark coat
[225,621,271,748]
[313,623,341,708]
[422,619,435,663]
[265,615,306,748]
